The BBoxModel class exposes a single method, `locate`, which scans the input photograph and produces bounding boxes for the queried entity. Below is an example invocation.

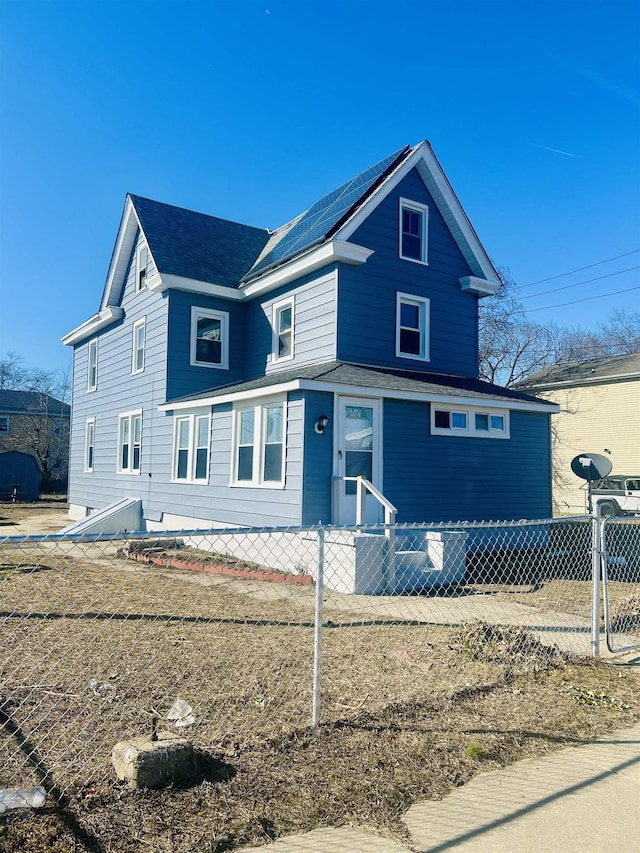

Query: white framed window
[172,412,210,483]
[190,307,229,369]
[136,242,148,291]
[132,317,146,374]
[272,297,294,362]
[117,410,142,473]
[84,418,95,472]
[399,198,428,264]
[396,293,430,361]
[87,339,98,391]
[232,397,286,487]
[431,405,509,439]
[0,416,9,434]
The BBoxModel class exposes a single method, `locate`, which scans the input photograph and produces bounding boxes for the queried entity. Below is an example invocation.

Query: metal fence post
[312,527,325,730]
[591,504,602,658]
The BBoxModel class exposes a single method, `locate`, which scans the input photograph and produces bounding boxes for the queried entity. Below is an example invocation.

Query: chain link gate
[601,515,640,654]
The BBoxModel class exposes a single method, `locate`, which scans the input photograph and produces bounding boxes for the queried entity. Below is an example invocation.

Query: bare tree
[0,353,71,489]
[479,272,640,387]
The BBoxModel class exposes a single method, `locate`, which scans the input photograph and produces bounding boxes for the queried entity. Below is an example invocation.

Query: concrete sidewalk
[240,722,640,852]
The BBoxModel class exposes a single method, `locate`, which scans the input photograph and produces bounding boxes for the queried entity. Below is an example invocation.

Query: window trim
[231,396,286,488]
[131,317,146,375]
[0,415,9,434]
[171,411,211,484]
[84,418,95,472]
[190,306,229,369]
[399,197,429,265]
[396,292,430,361]
[87,338,98,392]
[117,409,142,474]
[136,242,148,292]
[272,296,295,363]
[431,405,510,439]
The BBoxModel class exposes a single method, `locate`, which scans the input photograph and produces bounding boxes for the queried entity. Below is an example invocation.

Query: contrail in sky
[529,143,576,157]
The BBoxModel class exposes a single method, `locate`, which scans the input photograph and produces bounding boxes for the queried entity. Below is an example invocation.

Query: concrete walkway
[240,722,640,852]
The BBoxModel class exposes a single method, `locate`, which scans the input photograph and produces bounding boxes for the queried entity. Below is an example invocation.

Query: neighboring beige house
[0,390,71,491]
[519,352,640,514]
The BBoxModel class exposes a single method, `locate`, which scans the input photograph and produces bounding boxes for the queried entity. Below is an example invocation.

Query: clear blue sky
[1,0,638,376]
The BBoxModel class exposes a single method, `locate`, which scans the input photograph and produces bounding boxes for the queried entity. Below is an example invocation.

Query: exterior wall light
[314,414,329,435]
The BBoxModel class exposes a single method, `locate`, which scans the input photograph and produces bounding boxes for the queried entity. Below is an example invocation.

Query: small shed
[0,451,41,501]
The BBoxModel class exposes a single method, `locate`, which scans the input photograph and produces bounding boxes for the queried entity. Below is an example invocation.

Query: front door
[334,396,382,524]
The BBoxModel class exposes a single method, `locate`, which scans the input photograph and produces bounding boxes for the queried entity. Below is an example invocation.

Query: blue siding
[338,168,479,377]
[68,242,169,515]
[383,400,552,522]
[166,289,246,400]
[244,269,337,379]
[146,391,306,528]
[301,390,334,525]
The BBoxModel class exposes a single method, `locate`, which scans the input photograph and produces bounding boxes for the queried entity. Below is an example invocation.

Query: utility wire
[517,248,640,289]
[524,285,640,313]
[519,265,640,300]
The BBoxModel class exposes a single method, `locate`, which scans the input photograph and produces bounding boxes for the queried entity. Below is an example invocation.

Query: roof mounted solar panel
[244,146,410,281]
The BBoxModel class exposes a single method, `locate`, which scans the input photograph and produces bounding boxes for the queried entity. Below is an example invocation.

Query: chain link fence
[1,515,638,804]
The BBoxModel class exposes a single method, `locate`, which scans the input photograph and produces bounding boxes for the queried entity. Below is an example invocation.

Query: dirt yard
[1,502,639,852]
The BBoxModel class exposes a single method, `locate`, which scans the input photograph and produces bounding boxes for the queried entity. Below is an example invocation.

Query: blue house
[63,141,556,534]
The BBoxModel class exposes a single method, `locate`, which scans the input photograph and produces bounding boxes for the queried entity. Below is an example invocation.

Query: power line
[519,265,640,300]
[523,285,640,313]
[517,248,640,289]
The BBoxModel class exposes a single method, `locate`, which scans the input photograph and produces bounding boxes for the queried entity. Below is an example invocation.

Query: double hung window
[118,410,142,473]
[396,293,429,361]
[172,413,210,483]
[233,398,285,487]
[190,307,229,369]
[272,298,294,362]
[399,198,428,264]
[132,318,145,374]
[136,243,148,291]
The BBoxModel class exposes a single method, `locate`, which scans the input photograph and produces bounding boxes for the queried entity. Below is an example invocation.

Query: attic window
[136,243,148,291]
[399,198,428,264]
[0,416,9,434]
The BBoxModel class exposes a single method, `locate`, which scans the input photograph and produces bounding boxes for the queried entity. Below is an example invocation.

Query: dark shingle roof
[130,195,270,288]
[169,362,551,406]
[0,390,70,416]
[243,147,411,281]
[518,351,640,389]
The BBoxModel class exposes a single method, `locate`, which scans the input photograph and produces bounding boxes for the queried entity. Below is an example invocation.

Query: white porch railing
[343,476,397,543]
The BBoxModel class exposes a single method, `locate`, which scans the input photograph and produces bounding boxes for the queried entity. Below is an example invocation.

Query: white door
[334,396,382,525]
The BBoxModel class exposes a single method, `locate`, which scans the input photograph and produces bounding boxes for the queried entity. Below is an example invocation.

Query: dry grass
[1,507,639,851]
